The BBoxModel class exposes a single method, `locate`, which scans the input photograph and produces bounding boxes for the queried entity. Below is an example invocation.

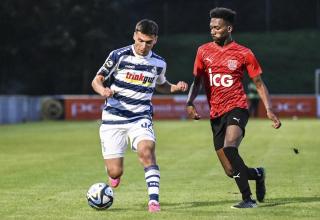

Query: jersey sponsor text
[125,72,155,85]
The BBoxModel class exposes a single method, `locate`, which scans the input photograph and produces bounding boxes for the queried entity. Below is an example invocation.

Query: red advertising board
[63,95,317,120]
[64,96,104,120]
[152,96,209,119]
[256,95,317,118]
[63,95,209,120]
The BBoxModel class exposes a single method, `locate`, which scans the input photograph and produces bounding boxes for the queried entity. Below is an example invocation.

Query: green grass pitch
[0,119,319,220]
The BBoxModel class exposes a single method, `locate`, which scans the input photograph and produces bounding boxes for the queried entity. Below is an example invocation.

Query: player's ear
[153,35,158,44]
[133,32,136,41]
[227,25,233,33]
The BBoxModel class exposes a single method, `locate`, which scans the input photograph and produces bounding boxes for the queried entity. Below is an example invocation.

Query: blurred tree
[0,0,319,95]
[0,0,135,94]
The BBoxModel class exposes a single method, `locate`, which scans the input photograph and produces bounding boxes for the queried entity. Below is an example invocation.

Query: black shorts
[210,107,249,151]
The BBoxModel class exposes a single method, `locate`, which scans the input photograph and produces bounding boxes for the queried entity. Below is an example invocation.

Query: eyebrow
[137,37,153,44]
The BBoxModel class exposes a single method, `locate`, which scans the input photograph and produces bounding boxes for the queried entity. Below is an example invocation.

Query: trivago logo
[125,72,155,86]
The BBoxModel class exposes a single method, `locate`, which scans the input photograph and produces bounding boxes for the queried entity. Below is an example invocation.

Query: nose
[141,42,147,49]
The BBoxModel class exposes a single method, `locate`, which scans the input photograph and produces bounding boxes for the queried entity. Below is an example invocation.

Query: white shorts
[99,118,156,159]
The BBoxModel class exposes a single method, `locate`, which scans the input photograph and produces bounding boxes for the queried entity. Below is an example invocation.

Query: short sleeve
[193,48,205,77]
[97,51,117,77]
[156,64,167,85]
[245,50,262,78]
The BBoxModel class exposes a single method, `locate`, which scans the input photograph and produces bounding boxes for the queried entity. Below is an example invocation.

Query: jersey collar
[212,41,235,50]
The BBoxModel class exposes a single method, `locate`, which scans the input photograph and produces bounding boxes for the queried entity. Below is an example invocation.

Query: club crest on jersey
[227,59,238,70]
[104,59,114,68]
[151,66,157,74]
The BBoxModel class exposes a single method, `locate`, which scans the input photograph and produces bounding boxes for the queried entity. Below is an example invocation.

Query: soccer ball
[86,183,114,210]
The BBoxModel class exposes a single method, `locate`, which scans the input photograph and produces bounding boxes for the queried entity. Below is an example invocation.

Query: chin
[212,37,219,42]
[213,38,225,45]
[138,51,147,56]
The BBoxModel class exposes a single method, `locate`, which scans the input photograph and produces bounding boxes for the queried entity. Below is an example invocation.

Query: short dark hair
[209,7,236,25]
[135,19,158,36]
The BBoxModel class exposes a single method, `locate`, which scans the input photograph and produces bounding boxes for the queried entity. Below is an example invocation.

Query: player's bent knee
[138,151,156,166]
[139,149,153,158]
[139,154,155,165]
[138,145,155,158]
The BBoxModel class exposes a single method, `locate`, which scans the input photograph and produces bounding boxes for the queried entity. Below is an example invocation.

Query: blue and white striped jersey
[97,45,167,124]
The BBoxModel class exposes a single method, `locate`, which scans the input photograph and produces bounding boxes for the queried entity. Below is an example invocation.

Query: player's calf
[256,167,266,202]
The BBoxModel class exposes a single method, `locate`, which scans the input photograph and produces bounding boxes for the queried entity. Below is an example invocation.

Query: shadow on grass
[161,196,320,210]
[103,196,320,212]
[259,196,320,208]
[162,199,237,210]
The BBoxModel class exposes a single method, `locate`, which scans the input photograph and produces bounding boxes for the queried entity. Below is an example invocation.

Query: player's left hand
[175,81,188,92]
[267,109,281,129]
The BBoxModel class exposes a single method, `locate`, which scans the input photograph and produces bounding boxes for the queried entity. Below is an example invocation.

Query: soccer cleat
[231,198,257,209]
[109,177,121,188]
[148,200,160,212]
[256,167,266,202]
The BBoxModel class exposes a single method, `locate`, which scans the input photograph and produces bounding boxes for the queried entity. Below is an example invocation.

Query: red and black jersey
[193,41,262,119]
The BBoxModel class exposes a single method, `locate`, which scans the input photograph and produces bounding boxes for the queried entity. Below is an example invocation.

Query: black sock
[223,147,252,200]
[247,168,259,180]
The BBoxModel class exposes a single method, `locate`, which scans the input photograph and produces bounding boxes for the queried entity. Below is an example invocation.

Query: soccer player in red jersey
[186,7,281,208]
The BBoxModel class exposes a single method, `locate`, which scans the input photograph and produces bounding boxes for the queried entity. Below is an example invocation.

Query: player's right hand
[186,105,201,120]
[100,87,114,98]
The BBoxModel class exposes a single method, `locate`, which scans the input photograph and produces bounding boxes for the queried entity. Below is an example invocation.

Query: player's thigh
[224,125,243,147]
[224,108,249,147]
[136,139,156,159]
[210,117,226,150]
[99,124,128,159]
[128,118,156,152]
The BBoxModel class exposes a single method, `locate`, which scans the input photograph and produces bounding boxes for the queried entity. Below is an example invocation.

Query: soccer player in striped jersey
[92,19,188,212]
[186,8,281,208]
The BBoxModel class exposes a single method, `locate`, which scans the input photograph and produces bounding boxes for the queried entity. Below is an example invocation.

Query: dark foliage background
[1,0,320,95]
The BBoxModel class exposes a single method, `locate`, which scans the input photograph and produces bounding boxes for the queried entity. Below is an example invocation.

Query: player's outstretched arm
[252,75,281,129]
[91,75,114,98]
[186,76,201,120]
[155,81,188,94]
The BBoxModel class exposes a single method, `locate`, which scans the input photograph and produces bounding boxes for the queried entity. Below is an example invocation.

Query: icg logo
[209,69,233,87]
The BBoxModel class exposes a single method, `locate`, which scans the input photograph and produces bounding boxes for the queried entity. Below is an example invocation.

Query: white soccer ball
[86,182,114,210]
